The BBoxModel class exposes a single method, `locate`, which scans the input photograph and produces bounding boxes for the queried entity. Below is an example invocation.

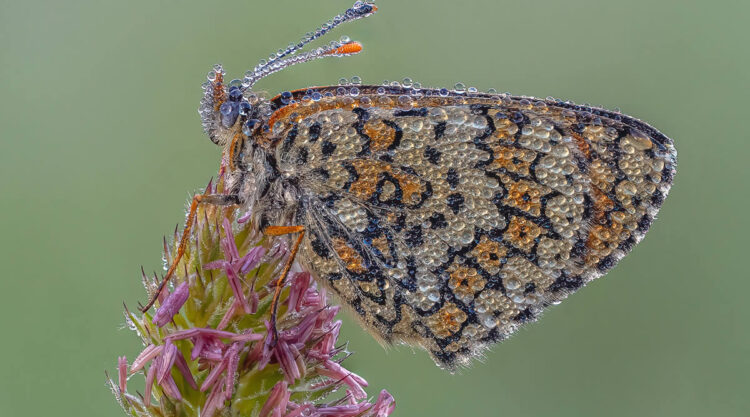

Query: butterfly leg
[263,225,306,343]
[140,192,240,312]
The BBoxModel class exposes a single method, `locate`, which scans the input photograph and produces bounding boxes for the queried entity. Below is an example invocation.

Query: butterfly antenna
[242,1,377,89]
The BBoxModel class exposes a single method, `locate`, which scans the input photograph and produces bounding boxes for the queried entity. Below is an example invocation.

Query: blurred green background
[1,0,748,415]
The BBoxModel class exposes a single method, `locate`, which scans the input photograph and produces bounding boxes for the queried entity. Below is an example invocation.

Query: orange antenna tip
[325,41,363,56]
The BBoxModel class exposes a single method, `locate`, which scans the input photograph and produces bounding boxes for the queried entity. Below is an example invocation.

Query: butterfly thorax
[197,73,299,232]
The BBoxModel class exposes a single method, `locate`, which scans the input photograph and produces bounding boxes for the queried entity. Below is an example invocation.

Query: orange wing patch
[471,235,507,274]
[505,216,543,252]
[425,302,468,338]
[332,238,367,274]
[584,187,628,267]
[364,119,398,152]
[489,145,535,177]
[448,265,486,302]
[349,160,425,205]
[504,180,548,216]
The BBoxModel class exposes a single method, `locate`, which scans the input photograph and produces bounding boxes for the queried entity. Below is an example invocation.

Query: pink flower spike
[217,302,237,331]
[157,280,168,305]
[200,358,228,392]
[198,345,224,362]
[203,219,254,314]
[250,289,259,314]
[274,340,301,382]
[288,272,311,313]
[144,356,160,407]
[113,185,399,415]
[317,360,367,400]
[152,281,190,327]
[347,371,367,388]
[244,332,265,366]
[345,390,357,405]
[284,403,313,417]
[318,320,342,355]
[277,387,290,417]
[281,310,319,344]
[167,327,238,340]
[372,389,396,417]
[174,350,198,390]
[202,383,226,417]
[202,259,228,270]
[157,342,178,384]
[268,238,288,259]
[117,356,127,392]
[325,359,368,387]
[161,373,183,401]
[225,266,252,314]
[229,331,263,343]
[239,246,266,274]
[317,306,341,327]
[256,321,275,370]
[314,403,371,417]
[221,218,240,260]
[224,342,241,399]
[130,344,163,373]
[289,343,306,381]
[258,381,289,417]
[205,177,213,194]
[191,336,205,361]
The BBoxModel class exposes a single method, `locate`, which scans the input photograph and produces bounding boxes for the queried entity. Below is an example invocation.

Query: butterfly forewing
[265,86,676,369]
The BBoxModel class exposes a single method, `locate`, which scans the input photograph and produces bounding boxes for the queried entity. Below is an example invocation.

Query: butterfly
[141,1,676,370]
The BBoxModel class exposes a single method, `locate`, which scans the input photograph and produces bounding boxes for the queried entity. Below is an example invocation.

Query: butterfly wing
[267,86,676,369]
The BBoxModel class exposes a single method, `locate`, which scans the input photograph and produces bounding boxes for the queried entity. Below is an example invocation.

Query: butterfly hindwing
[269,87,676,369]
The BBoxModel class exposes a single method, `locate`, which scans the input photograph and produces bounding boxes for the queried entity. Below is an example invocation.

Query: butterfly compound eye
[219,101,240,128]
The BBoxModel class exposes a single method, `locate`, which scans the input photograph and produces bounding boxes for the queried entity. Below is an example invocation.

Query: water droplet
[505,278,521,290]
[398,95,412,109]
[280,91,293,105]
[219,102,233,116]
[228,87,243,101]
[239,101,251,116]
[454,82,466,92]
[242,119,259,136]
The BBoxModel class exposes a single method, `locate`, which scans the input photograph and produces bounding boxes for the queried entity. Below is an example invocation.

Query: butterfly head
[199,65,268,147]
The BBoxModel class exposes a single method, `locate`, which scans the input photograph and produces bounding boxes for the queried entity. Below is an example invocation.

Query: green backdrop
[1,0,748,415]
